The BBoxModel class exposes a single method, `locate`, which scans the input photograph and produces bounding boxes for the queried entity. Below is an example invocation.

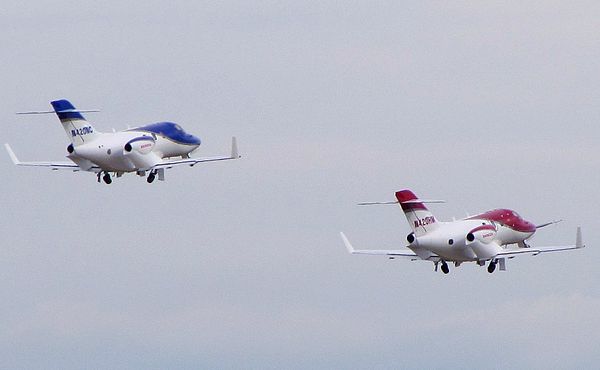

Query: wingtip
[576,226,584,248]
[231,136,240,159]
[340,232,355,254]
[4,143,20,165]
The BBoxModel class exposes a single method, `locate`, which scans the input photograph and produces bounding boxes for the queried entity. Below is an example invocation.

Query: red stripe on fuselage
[468,224,497,234]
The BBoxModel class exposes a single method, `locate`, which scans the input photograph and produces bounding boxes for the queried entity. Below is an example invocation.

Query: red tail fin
[395,190,429,211]
[395,189,439,236]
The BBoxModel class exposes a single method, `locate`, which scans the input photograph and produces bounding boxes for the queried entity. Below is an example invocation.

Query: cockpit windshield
[133,122,201,145]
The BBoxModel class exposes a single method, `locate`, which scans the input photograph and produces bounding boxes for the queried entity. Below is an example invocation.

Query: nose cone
[191,135,201,146]
[524,220,537,233]
[506,218,537,234]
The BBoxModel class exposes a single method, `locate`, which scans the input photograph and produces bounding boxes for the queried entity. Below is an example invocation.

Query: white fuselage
[68,128,200,173]
[409,218,535,262]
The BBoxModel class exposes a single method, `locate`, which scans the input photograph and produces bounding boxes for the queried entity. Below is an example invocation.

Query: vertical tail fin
[396,190,440,236]
[51,99,100,146]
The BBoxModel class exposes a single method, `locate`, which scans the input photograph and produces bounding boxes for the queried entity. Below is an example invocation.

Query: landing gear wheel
[441,261,450,274]
[147,171,156,183]
[103,173,112,184]
[487,261,497,273]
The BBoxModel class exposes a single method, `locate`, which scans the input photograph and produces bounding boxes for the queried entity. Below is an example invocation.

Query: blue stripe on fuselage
[127,136,155,144]
[132,122,201,145]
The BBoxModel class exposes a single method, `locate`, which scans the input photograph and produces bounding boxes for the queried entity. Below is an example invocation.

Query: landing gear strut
[441,261,450,274]
[488,260,497,273]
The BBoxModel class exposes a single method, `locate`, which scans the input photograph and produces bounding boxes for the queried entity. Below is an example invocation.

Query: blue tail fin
[51,99,100,146]
[51,99,86,120]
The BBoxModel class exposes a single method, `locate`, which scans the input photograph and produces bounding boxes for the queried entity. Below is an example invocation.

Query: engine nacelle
[124,136,155,155]
[66,143,74,154]
[122,136,159,170]
[466,225,500,259]
[466,225,496,245]
[407,233,415,244]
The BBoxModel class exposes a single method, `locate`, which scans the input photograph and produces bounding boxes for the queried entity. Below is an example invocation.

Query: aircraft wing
[4,143,84,171]
[340,232,423,259]
[496,227,585,258]
[152,137,240,170]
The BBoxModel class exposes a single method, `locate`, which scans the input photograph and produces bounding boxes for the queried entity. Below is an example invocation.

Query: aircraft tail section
[51,99,100,146]
[396,190,440,237]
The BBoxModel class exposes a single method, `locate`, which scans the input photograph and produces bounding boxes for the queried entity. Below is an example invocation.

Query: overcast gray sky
[1,1,599,369]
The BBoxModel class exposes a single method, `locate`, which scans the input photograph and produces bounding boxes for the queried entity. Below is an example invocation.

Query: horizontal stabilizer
[358,201,398,206]
[403,199,445,204]
[17,109,100,115]
[358,199,445,206]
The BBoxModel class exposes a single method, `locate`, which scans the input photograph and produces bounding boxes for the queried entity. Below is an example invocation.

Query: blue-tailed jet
[5,99,239,184]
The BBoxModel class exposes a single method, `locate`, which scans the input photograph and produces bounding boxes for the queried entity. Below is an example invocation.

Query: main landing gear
[435,259,503,274]
[146,169,164,183]
[488,260,497,273]
[435,261,450,274]
[136,169,162,184]
[441,261,450,274]
[147,170,157,183]
[97,171,112,184]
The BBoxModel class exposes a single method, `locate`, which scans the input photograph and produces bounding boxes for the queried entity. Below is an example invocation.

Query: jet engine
[123,136,159,169]
[124,136,155,155]
[465,225,500,259]
[466,225,496,244]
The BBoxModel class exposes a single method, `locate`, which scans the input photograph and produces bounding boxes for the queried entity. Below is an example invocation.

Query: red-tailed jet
[341,189,584,274]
